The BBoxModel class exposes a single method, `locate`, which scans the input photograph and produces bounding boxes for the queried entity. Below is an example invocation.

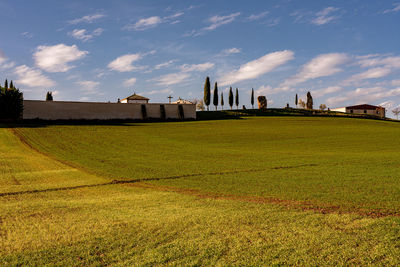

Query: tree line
[0,79,23,120]
[203,76,255,111]
[201,76,320,111]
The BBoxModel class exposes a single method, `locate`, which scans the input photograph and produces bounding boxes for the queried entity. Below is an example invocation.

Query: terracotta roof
[121,93,149,101]
[172,98,193,104]
[346,104,384,110]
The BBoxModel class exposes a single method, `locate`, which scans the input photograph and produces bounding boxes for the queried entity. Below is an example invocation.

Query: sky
[1,0,400,116]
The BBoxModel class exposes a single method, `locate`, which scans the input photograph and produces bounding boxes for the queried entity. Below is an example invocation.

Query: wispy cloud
[281,53,349,88]
[76,80,100,95]
[68,13,106,24]
[247,11,269,21]
[143,88,173,95]
[185,12,240,36]
[69,28,103,42]
[152,72,190,86]
[108,54,143,72]
[21,32,33,38]
[123,77,137,87]
[14,65,56,88]
[0,51,15,70]
[179,62,214,72]
[155,60,176,70]
[343,67,392,85]
[125,16,163,30]
[124,12,183,31]
[204,12,240,30]
[312,86,342,98]
[311,7,340,25]
[219,50,294,86]
[34,44,88,72]
[383,2,400,14]
[222,48,241,55]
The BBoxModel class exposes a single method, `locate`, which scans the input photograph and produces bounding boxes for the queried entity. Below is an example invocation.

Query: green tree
[4,79,8,89]
[0,82,23,120]
[203,76,211,111]
[235,88,239,109]
[306,91,313,110]
[295,94,298,108]
[9,80,13,89]
[213,82,218,110]
[251,88,254,109]
[220,92,224,110]
[46,91,53,101]
[228,87,233,110]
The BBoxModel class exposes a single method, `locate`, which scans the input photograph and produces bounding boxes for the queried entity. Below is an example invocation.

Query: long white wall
[23,100,196,120]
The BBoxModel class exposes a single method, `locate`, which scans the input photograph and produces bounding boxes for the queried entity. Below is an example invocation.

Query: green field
[1,117,400,265]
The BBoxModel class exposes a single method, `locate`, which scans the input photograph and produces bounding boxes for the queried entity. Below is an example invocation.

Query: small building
[120,93,149,104]
[172,97,193,104]
[332,104,385,117]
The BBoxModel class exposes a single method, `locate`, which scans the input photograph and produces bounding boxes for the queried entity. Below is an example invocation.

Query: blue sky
[1,0,400,115]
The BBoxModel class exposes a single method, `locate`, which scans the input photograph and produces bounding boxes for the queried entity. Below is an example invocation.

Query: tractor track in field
[6,129,399,218]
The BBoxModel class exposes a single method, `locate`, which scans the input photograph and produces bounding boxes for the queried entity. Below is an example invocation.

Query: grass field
[1,117,400,265]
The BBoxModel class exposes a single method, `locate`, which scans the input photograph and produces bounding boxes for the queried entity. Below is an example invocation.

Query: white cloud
[0,52,15,70]
[68,13,106,24]
[34,44,88,72]
[222,48,241,54]
[220,50,294,86]
[76,80,100,95]
[164,12,184,20]
[383,3,400,14]
[155,60,176,70]
[14,65,56,88]
[125,16,163,30]
[312,7,340,25]
[204,12,240,31]
[108,54,142,72]
[391,79,400,86]
[357,55,400,69]
[247,11,269,21]
[21,32,33,38]
[326,86,400,107]
[312,86,342,98]
[144,88,173,95]
[180,62,214,72]
[123,77,137,87]
[282,53,348,87]
[153,72,190,86]
[343,67,391,85]
[69,28,103,42]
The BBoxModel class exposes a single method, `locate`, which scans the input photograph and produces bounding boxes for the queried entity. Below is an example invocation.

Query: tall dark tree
[235,88,239,109]
[0,82,23,120]
[295,94,298,108]
[306,91,313,110]
[220,92,224,110]
[203,76,211,111]
[228,87,233,110]
[251,88,254,109]
[9,81,13,89]
[4,79,8,89]
[213,82,218,110]
[46,91,53,101]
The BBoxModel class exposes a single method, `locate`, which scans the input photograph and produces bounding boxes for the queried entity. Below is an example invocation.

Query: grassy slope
[1,117,400,265]
[14,117,400,214]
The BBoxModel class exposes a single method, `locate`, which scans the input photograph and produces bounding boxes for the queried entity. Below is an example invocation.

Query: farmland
[1,117,400,265]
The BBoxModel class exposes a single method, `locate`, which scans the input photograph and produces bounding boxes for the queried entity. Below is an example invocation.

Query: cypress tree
[203,76,211,111]
[213,82,218,110]
[221,92,224,110]
[235,88,239,109]
[228,87,233,110]
[251,88,254,109]
[9,81,13,89]
[46,91,53,101]
[295,94,298,108]
[4,79,8,89]
[306,91,313,110]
